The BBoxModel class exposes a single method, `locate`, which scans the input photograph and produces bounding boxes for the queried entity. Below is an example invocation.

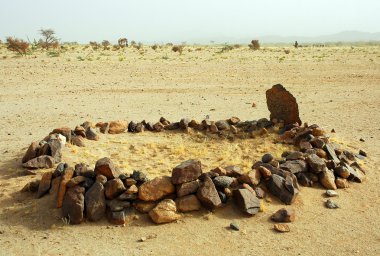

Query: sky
[1,0,379,43]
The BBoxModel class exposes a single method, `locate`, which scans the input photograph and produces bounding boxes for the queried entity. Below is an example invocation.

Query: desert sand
[0,44,379,255]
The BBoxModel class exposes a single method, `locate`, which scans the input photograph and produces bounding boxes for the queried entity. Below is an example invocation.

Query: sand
[0,44,379,255]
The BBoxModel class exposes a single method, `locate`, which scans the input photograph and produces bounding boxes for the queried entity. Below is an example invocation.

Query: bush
[6,37,29,55]
[38,28,59,49]
[172,45,183,54]
[102,40,110,50]
[284,49,290,54]
[89,41,100,50]
[118,38,128,48]
[151,44,158,51]
[248,40,260,50]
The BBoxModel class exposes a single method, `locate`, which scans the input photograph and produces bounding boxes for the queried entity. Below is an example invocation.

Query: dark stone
[50,127,72,142]
[179,118,191,129]
[215,120,230,130]
[266,84,301,125]
[128,121,137,132]
[145,122,155,131]
[131,170,148,183]
[22,155,55,169]
[37,171,53,198]
[310,138,325,149]
[172,159,202,185]
[306,154,326,173]
[271,208,295,222]
[224,165,243,177]
[358,150,367,157]
[135,123,145,133]
[218,191,228,203]
[280,160,308,174]
[342,162,363,182]
[85,182,106,221]
[196,176,222,210]
[86,127,99,141]
[66,176,87,188]
[213,176,234,188]
[299,141,313,151]
[233,189,260,215]
[107,199,131,212]
[164,122,180,130]
[153,122,164,132]
[62,186,85,224]
[104,179,126,199]
[266,174,299,205]
[94,157,122,180]
[21,180,40,192]
[53,163,66,178]
[230,222,240,231]
[47,139,62,162]
[75,163,95,178]
[325,199,339,209]
[295,173,314,187]
[285,151,304,160]
[262,153,274,163]
[324,144,340,164]
[107,210,125,225]
[176,180,200,197]
[257,118,273,129]
[22,141,39,164]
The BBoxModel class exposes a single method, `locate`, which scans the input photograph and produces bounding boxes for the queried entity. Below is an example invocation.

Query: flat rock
[319,168,337,190]
[22,141,39,163]
[172,159,202,185]
[326,190,338,197]
[107,199,131,212]
[306,154,326,173]
[213,176,234,188]
[335,178,349,189]
[325,199,339,209]
[176,180,200,197]
[266,174,299,205]
[196,176,222,210]
[225,165,244,177]
[85,182,106,221]
[149,199,181,224]
[266,84,301,125]
[280,160,308,174]
[274,223,290,233]
[71,136,85,147]
[94,157,121,180]
[22,155,55,169]
[238,169,261,186]
[138,176,175,201]
[37,171,53,198]
[62,186,85,224]
[108,120,128,134]
[176,194,202,212]
[271,208,295,222]
[233,188,260,215]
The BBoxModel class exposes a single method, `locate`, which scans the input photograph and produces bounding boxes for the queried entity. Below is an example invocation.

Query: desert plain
[0,44,379,255]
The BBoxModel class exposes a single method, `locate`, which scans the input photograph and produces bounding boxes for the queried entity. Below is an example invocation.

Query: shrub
[172,45,183,54]
[118,38,128,47]
[248,40,260,50]
[151,44,158,51]
[284,49,290,54]
[89,41,100,50]
[38,28,59,49]
[6,37,29,55]
[102,40,110,50]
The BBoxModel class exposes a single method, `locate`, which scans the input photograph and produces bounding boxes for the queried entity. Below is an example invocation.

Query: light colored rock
[138,176,175,201]
[149,199,181,224]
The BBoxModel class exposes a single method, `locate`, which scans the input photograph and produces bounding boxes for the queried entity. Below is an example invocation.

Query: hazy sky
[1,0,379,43]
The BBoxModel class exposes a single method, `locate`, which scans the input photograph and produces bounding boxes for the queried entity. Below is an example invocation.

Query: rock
[209,123,218,133]
[233,189,260,215]
[315,148,327,158]
[37,171,53,198]
[86,127,99,141]
[215,120,230,130]
[280,160,308,174]
[126,184,138,194]
[295,172,314,187]
[66,176,88,188]
[21,180,40,192]
[56,168,74,208]
[96,122,109,134]
[49,176,61,196]
[218,191,228,203]
[324,144,340,164]
[319,168,337,190]
[62,186,85,224]
[179,118,191,129]
[131,170,148,183]
[22,141,39,163]
[135,123,145,133]
[262,153,274,163]
[74,163,95,178]
[274,223,290,233]
[266,174,299,205]
[196,176,222,210]
[334,166,350,179]
[134,201,157,213]
[225,165,243,177]
[299,141,312,151]
[128,121,137,132]
[149,199,181,224]
[255,187,266,198]
[176,195,202,212]
[238,169,261,186]
[107,210,125,225]
[81,121,93,130]
[257,166,272,180]
[105,179,126,199]
[94,157,121,180]
[96,175,108,185]
[107,199,131,211]
[335,178,349,189]
[271,208,295,222]
[342,162,363,182]
[47,138,62,162]
[213,176,234,188]
[306,154,326,173]
[211,167,227,176]
[230,222,240,231]
[228,117,240,125]
[310,137,325,149]
[176,180,200,197]
[22,155,55,169]
[172,159,202,185]
[124,178,137,187]
[325,199,339,209]
[164,122,180,130]
[85,182,106,221]
[285,151,304,160]
[51,127,72,142]
[266,84,301,125]
[108,120,128,134]
[358,149,367,157]
[22,169,37,176]
[326,190,338,197]
[74,125,86,137]
[52,163,66,177]
[138,176,175,201]
[118,192,137,201]
[153,122,164,132]
[71,136,85,147]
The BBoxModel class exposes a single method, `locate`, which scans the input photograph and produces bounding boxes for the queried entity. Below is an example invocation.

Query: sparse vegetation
[6,37,29,55]
[172,45,183,54]
[118,38,128,48]
[249,40,260,50]
[102,40,110,50]
[38,28,59,49]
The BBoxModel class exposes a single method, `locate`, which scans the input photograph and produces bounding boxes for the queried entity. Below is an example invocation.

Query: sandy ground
[0,44,379,255]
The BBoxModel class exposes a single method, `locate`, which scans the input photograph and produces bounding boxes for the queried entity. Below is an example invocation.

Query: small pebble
[359,138,365,142]
[326,190,338,197]
[325,199,339,209]
[139,237,147,242]
[274,223,290,233]
[358,150,367,157]
[230,222,240,231]
[331,129,335,133]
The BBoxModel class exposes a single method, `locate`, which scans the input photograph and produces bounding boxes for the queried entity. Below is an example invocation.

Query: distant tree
[151,44,158,51]
[248,40,260,50]
[118,38,128,48]
[38,28,59,49]
[102,40,110,50]
[172,45,183,54]
[89,41,100,50]
[130,40,136,46]
[6,37,29,55]
[294,41,299,48]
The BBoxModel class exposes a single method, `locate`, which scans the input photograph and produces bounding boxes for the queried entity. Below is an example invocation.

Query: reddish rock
[74,125,86,137]
[233,188,260,215]
[238,169,261,186]
[266,174,299,205]
[211,167,227,176]
[335,178,349,189]
[274,223,290,233]
[196,176,222,210]
[176,180,200,197]
[134,201,157,213]
[85,182,106,221]
[257,166,272,180]
[153,122,164,132]
[149,199,181,224]
[176,195,202,212]
[172,159,202,185]
[94,157,121,180]
[266,84,301,125]
[22,141,39,163]
[271,208,295,222]
[21,180,40,192]
[51,127,72,142]
[22,155,55,169]
[280,160,308,174]
[86,127,99,141]
[107,210,125,225]
[62,186,85,224]
[225,165,244,177]
[319,168,337,190]
[37,171,53,198]
[138,176,175,201]
[49,176,61,196]
[108,120,128,134]
[105,178,126,199]
[56,168,74,208]
[71,136,85,147]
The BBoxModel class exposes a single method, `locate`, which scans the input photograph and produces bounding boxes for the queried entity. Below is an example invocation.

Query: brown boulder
[86,127,99,141]
[134,201,157,213]
[149,199,181,224]
[225,165,244,177]
[233,188,260,216]
[94,157,121,180]
[176,180,200,197]
[37,171,53,198]
[266,174,299,205]
[71,136,85,147]
[22,155,55,169]
[238,169,261,186]
[56,168,74,208]
[271,208,295,222]
[306,154,326,173]
[51,127,72,142]
[104,178,126,199]
[138,176,175,201]
[172,159,202,185]
[196,176,221,210]
[319,168,337,190]
[107,210,125,225]
[22,141,39,163]
[175,195,202,212]
[266,84,301,125]
[85,182,106,221]
[108,120,128,134]
[62,186,85,224]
